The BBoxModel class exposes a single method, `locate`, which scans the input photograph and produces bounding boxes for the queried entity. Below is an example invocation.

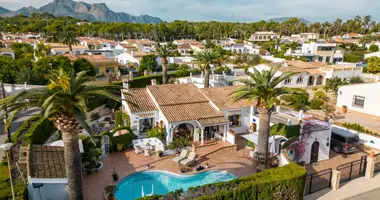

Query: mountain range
[267,17,311,25]
[0,0,163,23]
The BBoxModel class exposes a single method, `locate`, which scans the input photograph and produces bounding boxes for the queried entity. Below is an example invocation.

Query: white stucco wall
[28,178,68,200]
[336,83,380,117]
[297,129,331,164]
[322,67,363,80]
[222,107,250,134]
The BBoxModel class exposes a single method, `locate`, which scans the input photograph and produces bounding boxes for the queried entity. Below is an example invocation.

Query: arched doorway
[316,75,323,85]
[307,76,315,86]
[173,123,194,140]
[310,141,319,163]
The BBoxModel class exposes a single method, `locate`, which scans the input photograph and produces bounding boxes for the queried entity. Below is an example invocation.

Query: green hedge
[25,118,56,145]
[98,126,137,152]
[115,110,123,127]
[270,123,301,139]
[0,165,27,200]
[137,163,306,200]
[9,115,40,144]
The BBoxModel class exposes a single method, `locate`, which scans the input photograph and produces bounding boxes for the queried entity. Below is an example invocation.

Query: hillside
[0,0,162,23]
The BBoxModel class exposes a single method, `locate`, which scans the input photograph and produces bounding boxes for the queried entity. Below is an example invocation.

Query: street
[346,188,380,200]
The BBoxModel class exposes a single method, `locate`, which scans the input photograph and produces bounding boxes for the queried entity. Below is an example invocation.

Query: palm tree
[0,69,128,200]
[289,41,298,53]
[231,66,297,168]
[61,28,79,54]
[155,42,174,84]
[195,50,220,88]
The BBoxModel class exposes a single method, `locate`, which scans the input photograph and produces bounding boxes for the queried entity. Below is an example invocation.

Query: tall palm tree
[195,50,220,88]
[0,69,128,200]
[231,66,297,168]
[61,28,79,54]
[155,42,174,84]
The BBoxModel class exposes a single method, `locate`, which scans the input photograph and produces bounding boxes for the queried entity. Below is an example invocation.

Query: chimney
[151,79,157,85]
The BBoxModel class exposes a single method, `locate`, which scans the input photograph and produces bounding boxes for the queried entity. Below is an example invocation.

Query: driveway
[0,108,39,158]
[305,148,379,174]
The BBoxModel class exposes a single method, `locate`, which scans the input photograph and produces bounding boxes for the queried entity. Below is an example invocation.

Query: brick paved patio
[83,139,255,200]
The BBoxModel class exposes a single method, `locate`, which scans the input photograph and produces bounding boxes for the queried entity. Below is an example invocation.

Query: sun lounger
[173,149,188,163]
[180,152,197,166]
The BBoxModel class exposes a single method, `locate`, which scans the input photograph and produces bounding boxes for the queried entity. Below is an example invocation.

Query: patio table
[140,145,151,157]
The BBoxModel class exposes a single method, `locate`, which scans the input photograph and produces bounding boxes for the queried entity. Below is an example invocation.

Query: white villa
[250,61,363,88]
[121,83,256,145]
[285,42,344,63]
[116,51,161,66]
[249,31,280,42]
[336,82,380,117]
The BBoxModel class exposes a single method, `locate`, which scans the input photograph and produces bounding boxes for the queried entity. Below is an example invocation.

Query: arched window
[296,77,304,84]
[284,78,292,85]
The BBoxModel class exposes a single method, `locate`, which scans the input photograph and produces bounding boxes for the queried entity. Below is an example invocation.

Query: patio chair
[134,145,142,154]
[180,152,197,166]
[173,149,188,163]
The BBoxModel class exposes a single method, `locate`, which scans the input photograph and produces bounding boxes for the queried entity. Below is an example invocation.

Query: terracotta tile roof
[123,88,157,113]
[265,61,325,75]
[160,102,225,123]
[200,86,257,110]
[179,44,191,49]
[29,145,66,178]
[197,117,230,126]
[0,48,14,53]
[147,84,209,106]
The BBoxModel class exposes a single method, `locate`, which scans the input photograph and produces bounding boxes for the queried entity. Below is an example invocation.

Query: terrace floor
[83,137,255,200]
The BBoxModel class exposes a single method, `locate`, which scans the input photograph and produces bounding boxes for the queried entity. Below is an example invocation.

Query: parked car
[331,131,360,153]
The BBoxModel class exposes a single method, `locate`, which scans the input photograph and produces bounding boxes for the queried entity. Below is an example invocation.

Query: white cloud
[0,0,379,22]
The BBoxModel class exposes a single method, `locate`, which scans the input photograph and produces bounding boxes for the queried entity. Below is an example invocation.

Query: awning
[45,140,84,153]
[197,117,230,126]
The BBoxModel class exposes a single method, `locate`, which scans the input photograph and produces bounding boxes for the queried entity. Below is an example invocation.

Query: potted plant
[342,105,348,113]
[157,150,163,157]
[105,185,118,200]
[83,148,103,173]
[180,166,190,173]
[112,169,118,181]
[205,162,210,169]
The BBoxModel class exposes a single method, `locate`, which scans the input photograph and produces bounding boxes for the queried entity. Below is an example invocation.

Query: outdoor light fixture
[0,143,14,200]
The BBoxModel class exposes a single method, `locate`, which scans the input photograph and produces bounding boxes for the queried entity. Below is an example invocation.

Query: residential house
[178,71,235,88]
[286,42,343,63]
[48,43,88,55]
[173,39,201,46]
[63,54,118,75]
[2,32,41,40]
[116,51,161,66]
[85,49,115,59]
[342,33,363,40]
[0,48,15,59]
[167,56,196,68]
[250,60,363,88]
[178,44,192,55]
[114,43,138,54]
[79,37,118,50]
[290,33,319,42]
[27,145,68,200]
[121,83,254,145]
[249,31,280,42]
[0,39,16,48]
[121,39,155,52]
[336,82,380,117]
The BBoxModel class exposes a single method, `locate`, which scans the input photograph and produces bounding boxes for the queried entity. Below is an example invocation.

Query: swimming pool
[115,170,236,200]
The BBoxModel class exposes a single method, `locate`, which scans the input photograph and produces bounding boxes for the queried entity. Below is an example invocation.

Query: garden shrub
[349,76,364,84]
[147,128,163,140]
[167,137,189,152]
[0,165,27,200]
[8,115,39,144]
[309,99,325,110]
[270,123,301,138]
[341,122,380,136]
[25,118,56,144]
[115,110,123,127]
[137,163,306,200]
[99,126,137,152]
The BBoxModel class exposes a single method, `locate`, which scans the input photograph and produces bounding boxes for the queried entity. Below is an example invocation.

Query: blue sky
[0,0,379,22]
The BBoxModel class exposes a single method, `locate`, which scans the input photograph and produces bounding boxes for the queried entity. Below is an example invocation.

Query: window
[352,95,365,108]
[95,68,99,75]
[296,77,304,84]
[259,36,262,40]
[332,133,345,142]
[228,115,240,127]
[326,56,331,63]
[106,67,115,73]
[284,78,292,85]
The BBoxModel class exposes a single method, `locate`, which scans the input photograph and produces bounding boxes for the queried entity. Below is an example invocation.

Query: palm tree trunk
[257,109,271,169]
[1,82,12,159]
[162,57,168,84]
[62,131,83,200]
[204,68,210,88]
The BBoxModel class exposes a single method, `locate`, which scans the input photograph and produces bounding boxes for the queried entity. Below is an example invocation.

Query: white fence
[360,73,380,82]
[332,125,380,150]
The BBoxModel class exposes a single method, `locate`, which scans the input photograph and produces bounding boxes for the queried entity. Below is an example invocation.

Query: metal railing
[336,156,367,183]
[304,168,332,195]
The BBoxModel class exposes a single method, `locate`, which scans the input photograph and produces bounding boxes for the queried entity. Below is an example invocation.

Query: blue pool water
[115,170,236,200]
